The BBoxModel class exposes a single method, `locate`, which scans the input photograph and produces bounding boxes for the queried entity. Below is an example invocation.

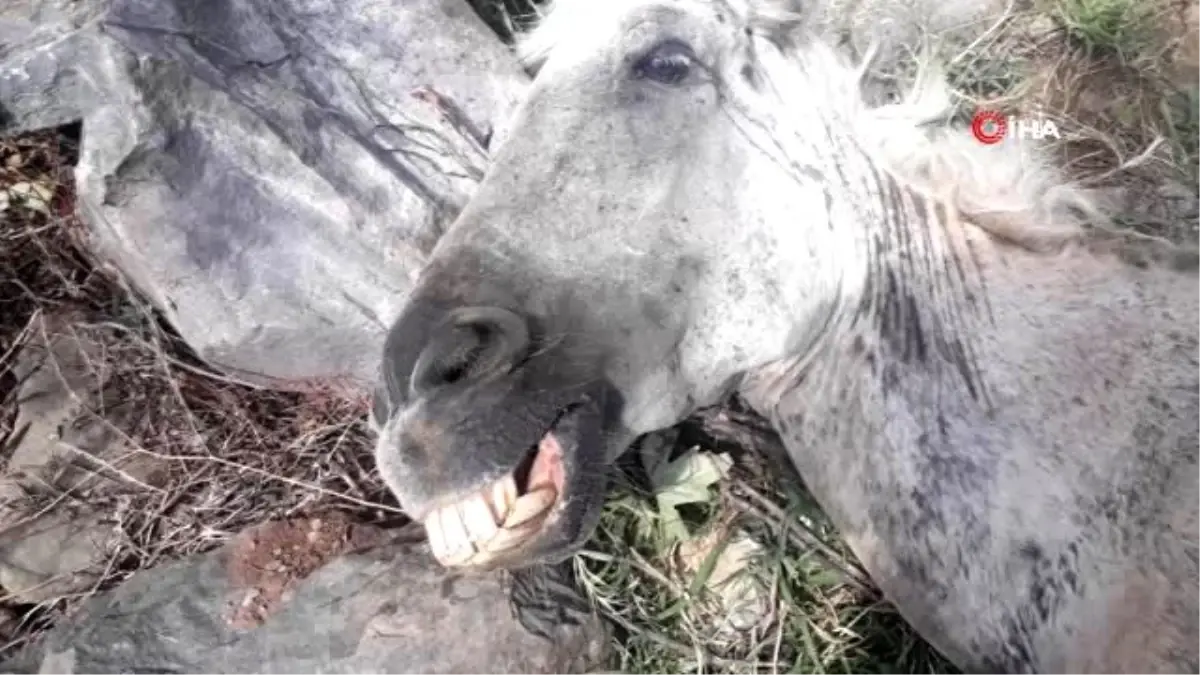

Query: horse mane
[843,47,1199,267]
[514,0,1183,262]
[848,52,1102,255]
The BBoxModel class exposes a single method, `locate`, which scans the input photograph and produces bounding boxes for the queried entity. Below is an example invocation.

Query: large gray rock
[1,523,608,673]
[0,0,529,390]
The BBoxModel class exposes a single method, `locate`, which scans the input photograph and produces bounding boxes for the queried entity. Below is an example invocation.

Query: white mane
[514,0,1108,255]
[850,52,1105,253]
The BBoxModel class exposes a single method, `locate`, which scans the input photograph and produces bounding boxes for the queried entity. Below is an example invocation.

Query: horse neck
[737,147,1189,521]
[741,155,995,422]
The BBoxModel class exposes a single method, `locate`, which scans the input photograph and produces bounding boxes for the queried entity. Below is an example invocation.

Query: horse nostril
[409,306,531,398]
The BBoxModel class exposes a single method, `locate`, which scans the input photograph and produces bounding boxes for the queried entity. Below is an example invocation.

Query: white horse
[370,0,1200,671]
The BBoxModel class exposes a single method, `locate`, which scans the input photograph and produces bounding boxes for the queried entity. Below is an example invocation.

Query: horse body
[741,229,1199,671]
[370,0,1200,671]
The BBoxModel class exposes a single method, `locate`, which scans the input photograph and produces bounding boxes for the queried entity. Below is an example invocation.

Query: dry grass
[0,128,404,658]
[575,409,957,673]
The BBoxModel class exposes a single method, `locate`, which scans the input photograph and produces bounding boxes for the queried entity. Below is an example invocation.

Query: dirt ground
[225,513,388,629]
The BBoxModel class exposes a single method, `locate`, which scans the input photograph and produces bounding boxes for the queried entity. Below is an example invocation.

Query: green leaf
[807,567,844,590]
[648,447,731,544]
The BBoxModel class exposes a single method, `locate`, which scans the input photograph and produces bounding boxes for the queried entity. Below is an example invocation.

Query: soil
[224,512,389,630]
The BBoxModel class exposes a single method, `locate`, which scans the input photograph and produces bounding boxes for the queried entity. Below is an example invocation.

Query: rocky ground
[0,0,1196,672]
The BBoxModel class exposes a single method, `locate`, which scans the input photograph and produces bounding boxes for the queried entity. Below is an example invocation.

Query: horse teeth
[460,494,499,543]
[483,518,542,554]
[423,480,553,566]
[424,506,474,566]
[503,487,556,529]
[490,475,518,522]
[425,509,449,561]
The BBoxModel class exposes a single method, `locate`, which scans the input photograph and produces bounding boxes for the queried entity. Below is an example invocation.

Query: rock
[1,0,529,390]
[0,2,126,135]
[0,523,610,674]
[0,314,165,604]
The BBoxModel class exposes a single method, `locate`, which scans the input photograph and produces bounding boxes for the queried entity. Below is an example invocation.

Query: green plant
[1051,0,1158,63]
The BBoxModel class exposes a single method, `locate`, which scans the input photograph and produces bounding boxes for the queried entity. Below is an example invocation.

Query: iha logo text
[970,110,1060,144]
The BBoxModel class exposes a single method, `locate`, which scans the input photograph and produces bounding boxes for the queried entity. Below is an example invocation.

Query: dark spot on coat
[740,63,760,89]
[852,242,986,403]
[990,538,1085,672]
[851,335,867,355]
[302,107,324,136]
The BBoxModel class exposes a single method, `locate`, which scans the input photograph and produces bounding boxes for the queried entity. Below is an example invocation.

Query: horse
[369,0,1200,671]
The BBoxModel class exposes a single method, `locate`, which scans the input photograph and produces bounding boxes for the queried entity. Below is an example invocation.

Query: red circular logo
[971,110,1007,144]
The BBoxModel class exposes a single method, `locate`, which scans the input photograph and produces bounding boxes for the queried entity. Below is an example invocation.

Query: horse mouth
[421,407,576,569]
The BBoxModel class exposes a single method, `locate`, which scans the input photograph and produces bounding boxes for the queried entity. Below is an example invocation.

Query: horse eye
[632,39,696,85]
